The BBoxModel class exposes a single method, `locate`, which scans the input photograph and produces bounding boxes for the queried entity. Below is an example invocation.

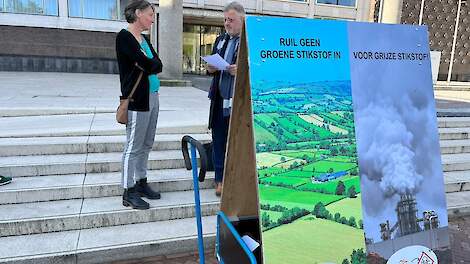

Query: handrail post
[191,144,205,264]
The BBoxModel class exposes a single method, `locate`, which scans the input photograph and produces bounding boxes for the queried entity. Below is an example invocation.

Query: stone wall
[401,0,470,81]
[0,26,118,73]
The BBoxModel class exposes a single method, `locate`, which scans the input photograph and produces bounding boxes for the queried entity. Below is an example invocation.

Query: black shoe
[123,187,150,210]
[136,178,161,199]
[0,175,12,186]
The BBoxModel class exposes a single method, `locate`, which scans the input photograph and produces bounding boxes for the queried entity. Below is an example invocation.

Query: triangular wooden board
[220,23,259,218]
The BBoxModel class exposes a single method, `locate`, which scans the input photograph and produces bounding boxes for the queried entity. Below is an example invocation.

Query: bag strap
[128,63,144,100]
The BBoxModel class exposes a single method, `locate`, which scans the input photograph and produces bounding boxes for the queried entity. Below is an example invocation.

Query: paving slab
[0,72,210,116]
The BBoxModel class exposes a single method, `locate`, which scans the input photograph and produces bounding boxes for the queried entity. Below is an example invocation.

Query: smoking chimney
[396,193,421,236]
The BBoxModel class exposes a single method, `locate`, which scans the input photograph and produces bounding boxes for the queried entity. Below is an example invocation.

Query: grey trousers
[121,92,159,189]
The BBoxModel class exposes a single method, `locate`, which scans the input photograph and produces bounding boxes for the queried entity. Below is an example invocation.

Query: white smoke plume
[359,101,424,197]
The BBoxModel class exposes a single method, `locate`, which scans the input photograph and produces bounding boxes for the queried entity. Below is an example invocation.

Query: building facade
[0,0,371,76]
[372,0,470,82]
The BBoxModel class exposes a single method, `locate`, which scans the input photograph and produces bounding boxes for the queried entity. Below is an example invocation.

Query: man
[206,2,245,197]
[0,175,12,186]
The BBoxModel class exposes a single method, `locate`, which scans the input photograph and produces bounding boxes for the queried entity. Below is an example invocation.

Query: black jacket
[116,29,163,111]
[207,33,239,129]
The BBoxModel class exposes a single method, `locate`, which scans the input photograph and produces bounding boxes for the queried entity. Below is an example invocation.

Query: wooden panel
[220,23,260,218]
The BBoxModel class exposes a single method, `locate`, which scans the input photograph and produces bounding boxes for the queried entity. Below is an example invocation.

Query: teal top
[140,38,160,93]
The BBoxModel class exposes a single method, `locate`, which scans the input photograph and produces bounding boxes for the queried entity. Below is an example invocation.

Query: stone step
[440,139,470,154]
[0,216,216,264]
[0,169,215,204]
[445,171,470,193]
[434,81,470,91]
[439,127,470,140]
[1,168,466,204]
[441,153,470,172]
[0,134,211,157]
[0,132,466,157]
[0,113,209,139]
[0,190,468,264]
[447,191,470,218]
[0,150,188,177]
[438,117,470,128]
[0,189,219,237]
[437,109,470,117]
[6,150,464,177]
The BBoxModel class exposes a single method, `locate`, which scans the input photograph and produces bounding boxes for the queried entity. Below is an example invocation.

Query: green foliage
[330,146,338,156]
[334,212,341,222]
[350,249,367,264]
[336,180,346,195]
[262,212,271,228]
[348,217,357,228]
[313,202,329,219]
[348,186,357,198]
[277,207,310,225]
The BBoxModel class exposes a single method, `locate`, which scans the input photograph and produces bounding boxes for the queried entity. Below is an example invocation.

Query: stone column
[356,0,372,22]
[158,0,183,79]
[380,0,404,24]
[58,0,68,18]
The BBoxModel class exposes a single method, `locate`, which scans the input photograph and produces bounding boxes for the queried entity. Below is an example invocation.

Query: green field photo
[253,80,365,263]
[262,217,365,264]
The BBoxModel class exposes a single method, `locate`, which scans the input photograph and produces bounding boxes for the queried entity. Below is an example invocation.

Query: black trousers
[210,95,230,183]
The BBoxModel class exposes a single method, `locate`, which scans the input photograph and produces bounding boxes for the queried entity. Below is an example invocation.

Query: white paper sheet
[241,235,260,252]
[201,54,230,71]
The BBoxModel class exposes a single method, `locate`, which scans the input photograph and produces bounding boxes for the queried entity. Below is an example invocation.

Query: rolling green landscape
[262,217,365,264]
[253,81,365,264]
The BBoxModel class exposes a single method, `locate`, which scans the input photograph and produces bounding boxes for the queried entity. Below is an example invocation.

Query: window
[68,0,129,20]
[317,0,355,7]
[183,24,223,74]
[1,0,58,15]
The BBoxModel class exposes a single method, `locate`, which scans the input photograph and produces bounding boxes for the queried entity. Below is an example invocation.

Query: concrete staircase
[0,127,218,264]
[0,117,470,263]
[439,117,470,217]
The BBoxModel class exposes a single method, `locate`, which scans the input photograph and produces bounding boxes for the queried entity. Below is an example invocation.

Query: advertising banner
[242,15,452,264]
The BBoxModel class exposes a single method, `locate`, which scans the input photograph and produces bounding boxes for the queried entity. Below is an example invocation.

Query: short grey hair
[124,0,154,23]
[223,1,245,15]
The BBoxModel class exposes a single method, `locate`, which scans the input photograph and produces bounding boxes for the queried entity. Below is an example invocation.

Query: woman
[116,0,163,210]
